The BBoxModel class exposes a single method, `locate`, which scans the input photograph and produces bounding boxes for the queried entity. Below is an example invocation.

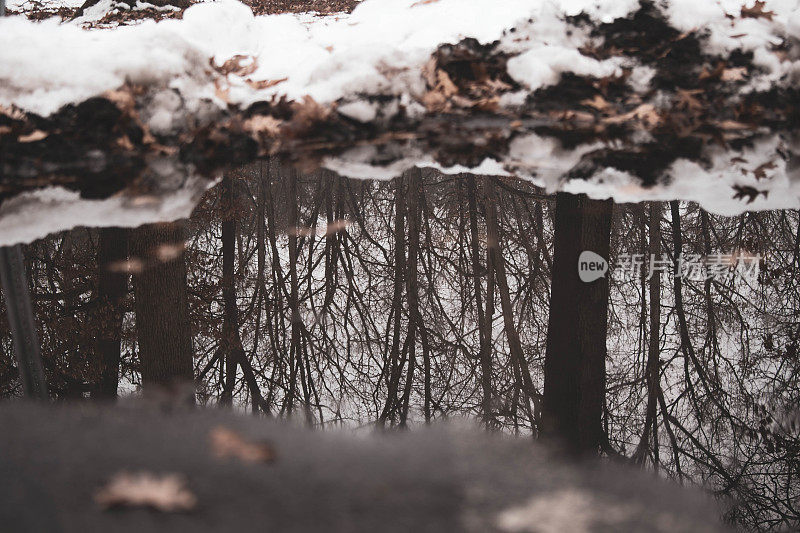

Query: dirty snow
[1,0,799,241]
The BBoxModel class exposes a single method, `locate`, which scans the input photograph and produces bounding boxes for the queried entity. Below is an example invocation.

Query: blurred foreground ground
[0,403,727,532]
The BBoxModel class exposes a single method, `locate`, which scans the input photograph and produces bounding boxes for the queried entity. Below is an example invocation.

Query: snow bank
[1,0,799,239]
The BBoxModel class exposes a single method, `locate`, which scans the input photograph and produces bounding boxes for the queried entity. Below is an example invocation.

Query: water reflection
[1,160,799,529]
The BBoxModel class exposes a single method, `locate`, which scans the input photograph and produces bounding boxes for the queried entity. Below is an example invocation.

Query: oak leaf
[95,472,197,512]
[741,1,774,21]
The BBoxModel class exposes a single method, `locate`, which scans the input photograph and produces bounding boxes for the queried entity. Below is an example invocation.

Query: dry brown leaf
[150,143,179,156]
[422,90,448,112]
[421,59,462,111]
[214,78,230,104]
[103,88,136,113]
[699,62,727,81]
[411,0,439,6]
[212,54,258,77]
[581,95,611,112]
[18,130,48,143]
[753,160,777,180]
[0,104,26,121]
[721,67,748,81]
[245,77,288,90]
[95,472,197,512]
[741,0,774,20]
[244,115,283,137]
[675,89,704,112]
[482,78,512,93]
[290,96,330,129]
[210,426,276,463]
[733,184,769,203]
[436,69,458,98]
[116,135,134,151]
[716,119,752,130]
[472,96,499,112]
[603,104,661,128]
[422,57,439,87]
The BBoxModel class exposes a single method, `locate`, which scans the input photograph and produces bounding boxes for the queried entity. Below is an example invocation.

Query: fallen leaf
[721,67,748,81]
[741,1,774,20]
[699,62,727,81]
[244,115,283,137]
[116,135,134,151]
[716,119,752,130]
[753,160,776,180]
[603,104,661,128]
[212,54,258,77]
[289,96,330,133]
[675,89,704,112]
[18,130,48,143]
[733,184,769,203]
[214,78,230,104]
[436,69,458,98]
[245,77,288,90]
[581,95,611,112]
[0,104,26,121]
[411,0,439,6]
[210,426,276,463]
[95,472,197,512]
[103,88,136,113]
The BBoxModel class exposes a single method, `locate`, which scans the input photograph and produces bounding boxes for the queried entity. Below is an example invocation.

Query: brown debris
[94,472,197,512]
[733,184,769,203]
[741,1,775,21]
[210,426,277,463]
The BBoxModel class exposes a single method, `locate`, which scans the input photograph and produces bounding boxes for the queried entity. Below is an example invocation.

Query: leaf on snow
[94,472,197,512]
[210,426,276,463]
[741,1,775,21]
[245,77,288,90]
[733,184,769,203]
[212,55,258,77]
[752,160,777,180]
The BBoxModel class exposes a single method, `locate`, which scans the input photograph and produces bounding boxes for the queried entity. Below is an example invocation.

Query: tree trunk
[379,174,406,426]
[634,202,662,464]
[542,192,613,455]
[485,177,540,433]
[466,174,493,427]
[92,227,129,400]
[131,221,194,398]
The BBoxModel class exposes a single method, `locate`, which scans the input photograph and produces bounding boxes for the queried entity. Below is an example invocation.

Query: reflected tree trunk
[92,227,129,400]
[542,192,613,455]
[379,174,406,426]
[634,202,662,465]
[466,174,493,427]
[131,221,194,398]
[485,177,540,433]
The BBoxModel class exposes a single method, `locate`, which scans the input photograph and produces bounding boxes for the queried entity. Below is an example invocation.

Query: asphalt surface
[0,402,728,532]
